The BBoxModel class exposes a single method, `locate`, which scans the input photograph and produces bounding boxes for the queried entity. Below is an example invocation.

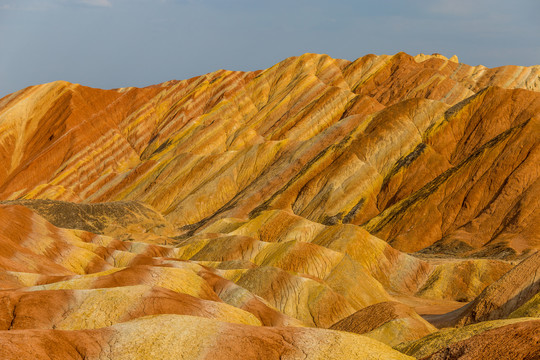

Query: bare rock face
[395,317,539,359]
[363,85,540,256]
[0,315,415,360]
[1,54,538,261]
[421,320,540,360]
[330,301,437,346]
[429,251,540,328]
[458,251,540,325]
[0,199,178,243]
[0,52,538,358]
[509,292,540,318]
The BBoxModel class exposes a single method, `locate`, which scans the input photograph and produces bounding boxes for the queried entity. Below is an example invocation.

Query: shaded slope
[421,319,540,360]
[395,317,538,359]
[365,87,540,256]
[426,251,540,328]
[1,199,178,243]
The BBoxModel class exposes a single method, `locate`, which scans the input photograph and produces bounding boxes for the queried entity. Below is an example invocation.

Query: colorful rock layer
[0,52,538,359]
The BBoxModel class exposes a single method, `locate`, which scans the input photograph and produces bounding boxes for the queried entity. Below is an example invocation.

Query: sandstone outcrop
[1,54,538,262]
[428,251,540,327]
[396,317,539,359]
[0,315,415,360]
[420,319,540,360]
[330,301,437,346]
[0,52,538,358]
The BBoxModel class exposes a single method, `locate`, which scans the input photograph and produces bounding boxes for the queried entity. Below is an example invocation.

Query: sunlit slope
[0,52,539,358]
[1,53,538,259]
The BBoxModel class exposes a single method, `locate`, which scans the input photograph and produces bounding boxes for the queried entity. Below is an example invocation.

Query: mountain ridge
[0,51,538,359]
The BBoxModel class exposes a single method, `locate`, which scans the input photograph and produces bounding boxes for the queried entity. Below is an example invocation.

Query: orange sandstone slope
[0,52,538,359]
[1,52,538,258]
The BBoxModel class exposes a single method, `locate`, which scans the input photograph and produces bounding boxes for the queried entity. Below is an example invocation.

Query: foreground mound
[421,319,540,360]
[0,314,413,360]
[396,317,540,359]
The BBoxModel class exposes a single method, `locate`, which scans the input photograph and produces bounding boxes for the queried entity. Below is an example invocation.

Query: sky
[1,0,539,97]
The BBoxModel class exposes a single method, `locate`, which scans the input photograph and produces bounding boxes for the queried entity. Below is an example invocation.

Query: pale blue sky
[1,0,539,97]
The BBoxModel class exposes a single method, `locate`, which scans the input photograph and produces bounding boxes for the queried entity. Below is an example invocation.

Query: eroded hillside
[0,52,538,359]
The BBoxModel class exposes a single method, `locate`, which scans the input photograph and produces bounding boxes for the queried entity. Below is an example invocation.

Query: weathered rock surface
[0,286,261,330]
[0,315,414,360]
[509,292,540,318]
[0,199,178,243]
[415,258,513,302]
[396,317,539,359]
[426,251,540,327]
[0,52,538,357]
[421,319,540,360]
[329,301,437,346]
[1,53,538,262]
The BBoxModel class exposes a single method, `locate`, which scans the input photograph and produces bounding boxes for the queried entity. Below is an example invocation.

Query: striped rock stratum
[0,52,539,359]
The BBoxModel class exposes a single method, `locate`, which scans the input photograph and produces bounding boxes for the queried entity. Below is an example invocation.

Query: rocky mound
[421,319,540,360]
[396,317,539,359]
[0,315,414,360]
[427,251,540,327]
[330,301,437,346]
[0,199,178,243]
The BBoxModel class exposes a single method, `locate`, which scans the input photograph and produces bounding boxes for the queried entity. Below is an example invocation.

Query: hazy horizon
[1,0,539,97]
